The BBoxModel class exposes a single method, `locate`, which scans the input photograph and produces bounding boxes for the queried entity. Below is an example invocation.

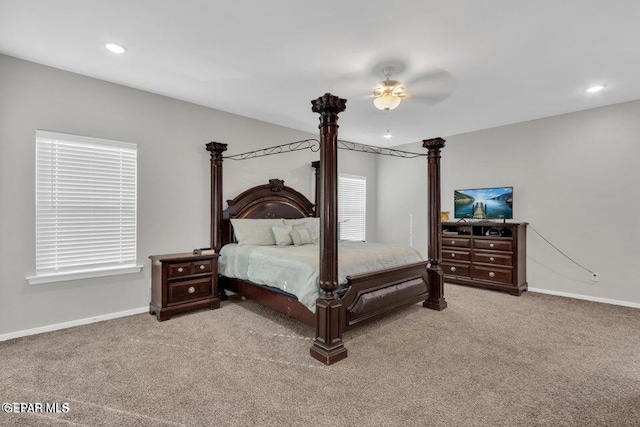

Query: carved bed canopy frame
[206,93,447,365]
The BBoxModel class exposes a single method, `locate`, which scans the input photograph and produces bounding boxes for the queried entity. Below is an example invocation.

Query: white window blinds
[35,130,137,277]
[338,174,366,241]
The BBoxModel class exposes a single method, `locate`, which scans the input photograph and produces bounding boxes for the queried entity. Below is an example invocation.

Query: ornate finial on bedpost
[422,137,448,312]
[310,93,348,365]
[311,93,347,127]
[422,137,445,153]
[206,141,228,159]
[269,179,285,192]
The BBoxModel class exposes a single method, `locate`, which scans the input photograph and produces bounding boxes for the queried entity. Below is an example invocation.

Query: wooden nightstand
[149,252,220,321]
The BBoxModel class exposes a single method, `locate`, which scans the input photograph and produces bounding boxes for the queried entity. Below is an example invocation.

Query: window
[28,131,140,284]
[338,174,366,241]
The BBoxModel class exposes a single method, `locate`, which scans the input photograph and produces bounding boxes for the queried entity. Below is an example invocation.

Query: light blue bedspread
[219,241,423,312]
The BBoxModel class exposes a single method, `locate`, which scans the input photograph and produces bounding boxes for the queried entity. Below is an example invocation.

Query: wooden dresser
[441,222,527,295]
[149,252,220,321]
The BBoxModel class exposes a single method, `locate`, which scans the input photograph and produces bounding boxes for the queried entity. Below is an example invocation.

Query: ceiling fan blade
[409,92,453,105]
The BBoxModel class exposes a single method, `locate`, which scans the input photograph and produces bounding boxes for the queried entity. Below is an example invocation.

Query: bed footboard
[341,261,430,328]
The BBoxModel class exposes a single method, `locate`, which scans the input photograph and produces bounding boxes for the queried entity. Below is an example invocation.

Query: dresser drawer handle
[199,265,205,270]
[451,253,456,258]
[188,286,196,294]
[489,243,495,248]
[490,257,494,261]
[177,267,184,273]
[489,272,495,278]
[451,240,456,244]
[450,266,456,272]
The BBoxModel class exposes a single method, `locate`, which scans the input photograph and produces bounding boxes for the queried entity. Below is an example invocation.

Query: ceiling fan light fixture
[373,93,402,111]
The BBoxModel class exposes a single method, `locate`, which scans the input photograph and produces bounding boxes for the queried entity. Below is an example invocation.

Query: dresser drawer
[443,237,471,248]
[472,266,512,284]
[443,249,471,263]
[474,252,513,267]
[168,262,192,278]
[168,277,213,304]
[442,262,471,277]
[474,239,512,252]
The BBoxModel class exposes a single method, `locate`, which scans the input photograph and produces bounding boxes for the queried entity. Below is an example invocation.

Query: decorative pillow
[230,218,284,245]
[293,225,319,243]
[286,218,320,243]
[271,224,293,246]
[290,228,313,246]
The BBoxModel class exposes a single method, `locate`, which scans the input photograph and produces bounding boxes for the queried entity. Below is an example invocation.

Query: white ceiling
[1,0,639,147]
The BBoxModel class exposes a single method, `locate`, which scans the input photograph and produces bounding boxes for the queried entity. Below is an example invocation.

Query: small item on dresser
[193,248,202,255]
[486,228,500,236]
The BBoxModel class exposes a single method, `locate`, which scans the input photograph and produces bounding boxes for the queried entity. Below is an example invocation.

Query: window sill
[26,265,143,285]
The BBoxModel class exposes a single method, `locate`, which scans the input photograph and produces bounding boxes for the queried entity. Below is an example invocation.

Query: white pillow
[285,218,320,243]
[271,224,293,246]
[290,228,313,246]
[230,218,284,245]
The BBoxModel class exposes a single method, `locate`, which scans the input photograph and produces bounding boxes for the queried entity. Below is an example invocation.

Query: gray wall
[0,54,377,335]
[378,100,640,305]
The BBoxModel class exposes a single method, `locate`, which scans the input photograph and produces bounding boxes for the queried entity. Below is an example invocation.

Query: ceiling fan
[372,66,410,111]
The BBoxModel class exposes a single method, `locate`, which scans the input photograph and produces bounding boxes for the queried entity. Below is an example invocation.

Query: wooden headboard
[221,179,315,246]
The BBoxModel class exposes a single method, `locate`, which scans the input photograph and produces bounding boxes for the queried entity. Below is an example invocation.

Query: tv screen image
[454,187,513,219]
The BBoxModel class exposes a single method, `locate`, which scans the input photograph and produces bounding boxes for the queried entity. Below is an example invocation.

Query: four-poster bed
[206,93,447,365]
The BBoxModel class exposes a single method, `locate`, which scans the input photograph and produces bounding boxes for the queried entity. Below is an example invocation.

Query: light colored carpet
[1,284,639,426]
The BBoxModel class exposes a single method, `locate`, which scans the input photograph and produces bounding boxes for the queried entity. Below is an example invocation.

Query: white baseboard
[0,306,149,342]
[528,287,640,309]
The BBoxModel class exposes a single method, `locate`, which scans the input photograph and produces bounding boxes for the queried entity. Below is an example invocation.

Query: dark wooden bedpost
[311,161,320,217]
[422,137,448,311]
[310,93,348,365]
[206,142,228,252]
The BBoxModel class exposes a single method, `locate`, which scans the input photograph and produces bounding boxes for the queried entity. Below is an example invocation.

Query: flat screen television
[454,187,513,220]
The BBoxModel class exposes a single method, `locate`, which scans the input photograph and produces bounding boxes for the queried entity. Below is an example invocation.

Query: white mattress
[218,241,423,312]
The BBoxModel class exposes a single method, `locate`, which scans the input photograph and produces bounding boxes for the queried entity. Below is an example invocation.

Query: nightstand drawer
[193,259,214,274]
[474,239,512,252]
[168,277,213,304]
[168,262,192,278]
[472,266,512,284]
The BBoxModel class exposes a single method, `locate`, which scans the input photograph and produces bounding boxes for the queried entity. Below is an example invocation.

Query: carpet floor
[1,284,639,426]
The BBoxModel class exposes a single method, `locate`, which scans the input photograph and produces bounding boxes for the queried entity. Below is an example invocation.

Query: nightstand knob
[451,240,455,244]
[451,253,456,258]
[188,286,196,294]
[199,265,205,270]
[489,272,495,278]
[490,257,495,261]
[177,267,184,273]
[489,243,495,248]
[450,266,456,272]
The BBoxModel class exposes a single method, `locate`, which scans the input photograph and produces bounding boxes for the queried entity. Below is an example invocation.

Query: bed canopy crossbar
[224,139,428,161]
[206,93,447,365]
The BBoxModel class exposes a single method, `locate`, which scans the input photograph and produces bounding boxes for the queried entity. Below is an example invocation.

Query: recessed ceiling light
[105,43,127,54]
[585,84,606,93]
